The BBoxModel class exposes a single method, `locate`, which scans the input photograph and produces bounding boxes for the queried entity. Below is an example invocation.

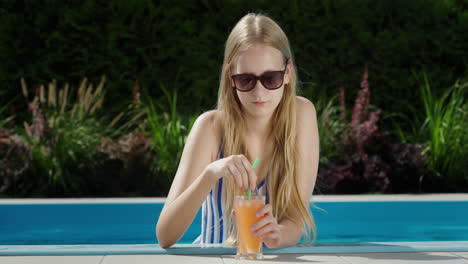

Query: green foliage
[1,0,466,118]
[1,0,467,195]
[316,67,432,194]
[0,103,11,128]
[421,76,467,181]
[315,95,344,166]
[0,77,151,197]
[145,85,196,192]
[27,117,106,195]
[6,77,111,195]
[394,74,467,183]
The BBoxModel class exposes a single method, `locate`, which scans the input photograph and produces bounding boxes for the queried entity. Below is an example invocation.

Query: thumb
[231,209,236,216]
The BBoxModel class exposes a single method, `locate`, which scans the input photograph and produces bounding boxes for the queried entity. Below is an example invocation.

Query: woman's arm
[277,219,304,248]
[280,97,320,247]
[156,111,220,248]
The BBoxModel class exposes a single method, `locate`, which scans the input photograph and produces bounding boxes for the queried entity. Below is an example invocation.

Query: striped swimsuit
[192,143,270,244]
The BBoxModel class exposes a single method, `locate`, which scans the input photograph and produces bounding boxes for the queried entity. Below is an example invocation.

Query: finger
[250,214,275,232]
[229,164,244,190]
[227,165,243,190]
[254,223,280,237]
[231,209,236,216]
[233,155,249,192]
[262,229,281,240]
[240,155,258,191]
[256,204,272,217]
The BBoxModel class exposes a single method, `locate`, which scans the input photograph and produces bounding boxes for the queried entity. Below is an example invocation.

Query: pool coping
[1,193,468,204]
[1,241,468,256]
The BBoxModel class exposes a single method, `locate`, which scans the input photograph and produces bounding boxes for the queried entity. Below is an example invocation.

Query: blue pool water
[1,201,467,245]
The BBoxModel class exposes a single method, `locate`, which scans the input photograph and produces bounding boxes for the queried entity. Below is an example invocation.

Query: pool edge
[2,194,468,204]
[1,241,468,256]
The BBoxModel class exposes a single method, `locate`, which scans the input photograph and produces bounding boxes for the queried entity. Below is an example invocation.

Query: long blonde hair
[217,13,317,246]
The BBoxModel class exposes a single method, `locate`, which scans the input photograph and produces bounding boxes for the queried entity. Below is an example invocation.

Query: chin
[246,107,274,119]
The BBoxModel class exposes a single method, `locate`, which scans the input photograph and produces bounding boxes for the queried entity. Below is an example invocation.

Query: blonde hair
[216,13,317,247]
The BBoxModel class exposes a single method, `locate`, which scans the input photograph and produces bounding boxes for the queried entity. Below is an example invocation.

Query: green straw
[249,158,260,200]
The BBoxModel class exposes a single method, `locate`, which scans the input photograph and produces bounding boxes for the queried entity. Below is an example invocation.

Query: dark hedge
[1,0,466,120]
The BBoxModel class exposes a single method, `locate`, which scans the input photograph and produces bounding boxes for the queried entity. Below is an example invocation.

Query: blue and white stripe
[193,144,269,244]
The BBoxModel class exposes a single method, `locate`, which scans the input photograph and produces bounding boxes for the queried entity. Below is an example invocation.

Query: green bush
[1,0,467,195]
[145,84,196,195]
[1,0,466,118]
[0,77,152,197]
[316,95,344,167]
[0,103,12,128]
[316,66,431,194]
[27,117,106,196]
[393,75,468,188]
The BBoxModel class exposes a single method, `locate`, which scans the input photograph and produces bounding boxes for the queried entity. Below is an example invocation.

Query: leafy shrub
[0,77,152,197]
[317,66,429,193]
[419,75,467,184]
[145,84,196,195]
[0,127,31,193]
[392,75,468,190]
[316,95,344,167]
[1,0,466,117]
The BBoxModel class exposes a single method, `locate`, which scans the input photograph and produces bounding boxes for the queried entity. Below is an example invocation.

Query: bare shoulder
[163,110,222,206]
[294,98,319,201]
[195,110,222,135]
[295,96,317,127]
[195,109,221,130]
[191,109,223,160]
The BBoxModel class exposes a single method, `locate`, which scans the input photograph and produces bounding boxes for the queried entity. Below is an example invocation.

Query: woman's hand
[250,204,282,249]
[206,155,258,192]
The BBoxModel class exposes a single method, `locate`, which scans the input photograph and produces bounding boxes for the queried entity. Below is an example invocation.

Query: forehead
[233,44,284,75]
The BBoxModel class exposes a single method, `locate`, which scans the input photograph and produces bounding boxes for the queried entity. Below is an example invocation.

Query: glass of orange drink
[234,194,266,260]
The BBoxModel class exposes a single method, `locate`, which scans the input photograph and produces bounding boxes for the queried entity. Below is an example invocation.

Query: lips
[252,101,267,106]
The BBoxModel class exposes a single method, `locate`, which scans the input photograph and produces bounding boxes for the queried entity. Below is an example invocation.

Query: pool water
[1,201,467,245]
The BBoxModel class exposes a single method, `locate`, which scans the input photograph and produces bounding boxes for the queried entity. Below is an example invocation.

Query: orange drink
[234,195,265,260]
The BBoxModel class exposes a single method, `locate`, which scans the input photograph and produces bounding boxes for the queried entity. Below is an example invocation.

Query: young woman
[156,13,319,249]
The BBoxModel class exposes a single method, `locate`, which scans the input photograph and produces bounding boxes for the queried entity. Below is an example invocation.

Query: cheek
[272,88,284,105]
[236,91,248,104]
[236,91,255,110]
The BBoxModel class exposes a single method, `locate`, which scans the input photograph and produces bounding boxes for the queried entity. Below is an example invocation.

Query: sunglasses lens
[234,75,255,91]
[261,71,284,89]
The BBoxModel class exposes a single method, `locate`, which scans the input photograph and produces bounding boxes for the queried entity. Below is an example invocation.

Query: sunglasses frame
[231,60,289,92]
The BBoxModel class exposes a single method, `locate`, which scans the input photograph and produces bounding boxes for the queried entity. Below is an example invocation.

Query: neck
[244,113,273,143]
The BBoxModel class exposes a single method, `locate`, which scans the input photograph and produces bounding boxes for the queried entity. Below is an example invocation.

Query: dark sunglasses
[231,61,288,92]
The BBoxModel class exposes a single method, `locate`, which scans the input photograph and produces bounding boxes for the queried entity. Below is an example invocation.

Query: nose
[250,79,267,95]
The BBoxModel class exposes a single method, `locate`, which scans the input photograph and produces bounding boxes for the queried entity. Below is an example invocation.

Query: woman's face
[231,44,290,119]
